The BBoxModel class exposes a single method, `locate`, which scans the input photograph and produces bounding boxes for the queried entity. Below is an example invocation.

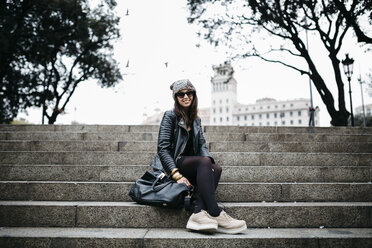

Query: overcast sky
[17,0,372,126]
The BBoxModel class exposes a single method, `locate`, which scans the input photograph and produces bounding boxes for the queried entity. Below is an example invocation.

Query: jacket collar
[178,117,200,131]
[177,117,188,131]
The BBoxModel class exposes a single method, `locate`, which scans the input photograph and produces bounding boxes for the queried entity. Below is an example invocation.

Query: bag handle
[184,186,195,212]
[151,172,169,190]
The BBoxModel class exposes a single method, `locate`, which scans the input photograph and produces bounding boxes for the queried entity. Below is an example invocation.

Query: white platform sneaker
[207,210,247,234]
[186,210,218,232]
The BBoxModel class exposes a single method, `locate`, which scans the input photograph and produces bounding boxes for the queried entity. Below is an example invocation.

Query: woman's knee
[212,164,222,175]
[200,156,212,166]
[196,156,212,170]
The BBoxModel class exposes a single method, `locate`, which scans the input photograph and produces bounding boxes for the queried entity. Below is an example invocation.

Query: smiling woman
[148,79,247,234]
[176,90,195,109]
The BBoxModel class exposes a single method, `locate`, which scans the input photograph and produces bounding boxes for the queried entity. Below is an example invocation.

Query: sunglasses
[176,91,195,98]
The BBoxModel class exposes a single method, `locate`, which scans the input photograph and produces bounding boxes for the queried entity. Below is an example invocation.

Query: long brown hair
[174,92,199,127]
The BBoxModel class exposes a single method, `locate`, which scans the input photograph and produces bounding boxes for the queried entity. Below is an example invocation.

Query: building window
[251,123,255,126]
[290,120,294,125]
[266,122,270,126]
[298,111,302,116]
[282,120,285,125]
[213,100,215,105]
[220,117,223,122]
[274,113,277,118]
[238,108,241,111]
[259,114,262,119]
[220,108,222,113]
[290,103,294,107]
[251,115,255,120]
[267,106,270,109]
[260,106,263,109]
[259,122,262,126]
[274,121,278,126]
[227,117,229,121]
[226,107,229,113]
[290,112,293,117]
[283,104,286,108]
[266,113,270,118]
[253,107,256,110]
[213,108,216,114]
[226,99,229,103]
[220,100,222,104]
[213,118,216,123]
[280,112,285,118]
[367,109,371,116]
[275,105,278,108]
[246,108,248,111]
[298,119,302,124]
[237,116,240,121]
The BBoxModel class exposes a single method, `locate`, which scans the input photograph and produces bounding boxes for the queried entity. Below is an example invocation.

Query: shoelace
[221,211,235,221]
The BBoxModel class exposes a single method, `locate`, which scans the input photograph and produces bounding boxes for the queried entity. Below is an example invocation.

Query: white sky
[17,0,372,126]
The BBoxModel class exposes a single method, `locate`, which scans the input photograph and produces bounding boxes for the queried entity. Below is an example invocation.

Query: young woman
[150,79,247,234]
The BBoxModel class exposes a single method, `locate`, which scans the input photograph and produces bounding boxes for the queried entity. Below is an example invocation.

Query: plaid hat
[170,79,196,100]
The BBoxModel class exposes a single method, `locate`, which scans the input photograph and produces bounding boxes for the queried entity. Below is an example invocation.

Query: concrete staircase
[0,124,371,247]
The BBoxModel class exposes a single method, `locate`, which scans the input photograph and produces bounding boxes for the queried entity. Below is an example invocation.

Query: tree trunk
[48,111,59,124]
[309,65,350,126]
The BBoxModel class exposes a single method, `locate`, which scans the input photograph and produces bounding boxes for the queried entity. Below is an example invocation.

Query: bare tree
[187,0,372,126]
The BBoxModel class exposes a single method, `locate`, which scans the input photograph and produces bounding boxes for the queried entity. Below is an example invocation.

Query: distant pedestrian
[149,79,247,234]
[308,106,319,126]
[308,107,315,126]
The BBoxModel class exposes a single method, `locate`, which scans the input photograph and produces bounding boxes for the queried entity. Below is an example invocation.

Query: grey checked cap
[170,79,196,100]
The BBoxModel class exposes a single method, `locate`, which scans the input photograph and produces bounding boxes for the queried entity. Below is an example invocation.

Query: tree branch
[333,0,372,44]
[264,47,302,57]
[251,53,309,76]
[61,67,95,111]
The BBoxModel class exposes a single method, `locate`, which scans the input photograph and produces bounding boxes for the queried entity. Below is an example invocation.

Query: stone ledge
[0,227,371,248]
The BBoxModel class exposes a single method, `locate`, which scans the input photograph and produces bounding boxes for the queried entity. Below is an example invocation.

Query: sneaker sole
[186,221,218,233]
[216,224,247,234]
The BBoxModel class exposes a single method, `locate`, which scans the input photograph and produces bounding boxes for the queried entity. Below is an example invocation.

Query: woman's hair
[174,92,199,127]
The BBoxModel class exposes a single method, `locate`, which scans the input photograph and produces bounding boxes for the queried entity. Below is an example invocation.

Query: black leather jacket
[150,109,215,175]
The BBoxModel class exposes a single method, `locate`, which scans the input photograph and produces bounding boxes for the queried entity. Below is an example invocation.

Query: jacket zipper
[175,126,189,164]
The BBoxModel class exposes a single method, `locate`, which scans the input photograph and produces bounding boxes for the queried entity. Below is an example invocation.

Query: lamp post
[305,18,314,126]
[342,54,354,126]
[358,76,367,127]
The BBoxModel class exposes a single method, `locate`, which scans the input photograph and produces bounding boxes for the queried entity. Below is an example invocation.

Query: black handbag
[128,170,195,211]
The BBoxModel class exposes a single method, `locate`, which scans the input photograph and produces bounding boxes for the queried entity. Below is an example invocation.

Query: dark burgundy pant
[177,156,222,217]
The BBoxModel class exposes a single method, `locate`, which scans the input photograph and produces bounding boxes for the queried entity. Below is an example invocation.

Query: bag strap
[184,186,195,212]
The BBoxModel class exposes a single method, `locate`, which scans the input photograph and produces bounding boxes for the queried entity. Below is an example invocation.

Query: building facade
[209,62,319,126]
[143,63,320,126]
[355,103,372,117]
[230,98,317,126]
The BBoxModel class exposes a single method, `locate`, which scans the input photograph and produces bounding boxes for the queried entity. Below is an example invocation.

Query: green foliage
[0,0,122,124]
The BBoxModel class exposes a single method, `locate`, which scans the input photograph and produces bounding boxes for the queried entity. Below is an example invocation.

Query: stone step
[1,165,370,183]
[1,140,371,153]
[1,181,370,202]
[0,125,159,132]
[2,131,372,143]
[0,227,371,248]
[210,141,372,153]
[0,201,371,228]
[1,151,371,166]
[2,124,372,135]
[244,133,372,142]
[204,126,372,135]
[0,132,246,141]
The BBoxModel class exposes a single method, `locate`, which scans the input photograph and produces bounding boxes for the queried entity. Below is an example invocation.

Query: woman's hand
[177,177,192,188]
